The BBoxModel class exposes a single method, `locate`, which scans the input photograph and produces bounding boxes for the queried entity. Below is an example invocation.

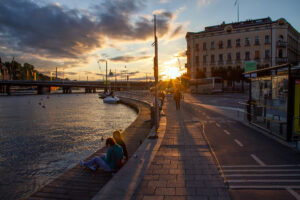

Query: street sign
[244,61,257,77]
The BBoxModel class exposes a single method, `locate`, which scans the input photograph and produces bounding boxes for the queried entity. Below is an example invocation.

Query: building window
[255,50,260,59]
[211,41,215,49]
[211,54,215,63]
[218,41,223,49]
[227,53,232,61]
[245,37,250,46]
[265,50,270,59]
[227,39,232,48]
[236,39,241,47]
[279,35,284,42]
[195,56,200,66]
[203,55,207,64]
[203,67,207,73]
[219,54,223,61]
[195,43,199,51]
[265,35,270,44]
[255,36,260,45]
[236,52,241,60]
[245,51,250,60]
[203,42,207,50]
[278,49,283,58]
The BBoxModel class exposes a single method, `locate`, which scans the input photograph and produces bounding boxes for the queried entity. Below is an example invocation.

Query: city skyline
[0,0,299,81]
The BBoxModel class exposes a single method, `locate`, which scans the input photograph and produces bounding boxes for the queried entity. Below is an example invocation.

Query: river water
[0,94,137,200]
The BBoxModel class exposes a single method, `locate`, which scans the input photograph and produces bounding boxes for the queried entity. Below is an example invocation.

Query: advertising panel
[295,80,300,133]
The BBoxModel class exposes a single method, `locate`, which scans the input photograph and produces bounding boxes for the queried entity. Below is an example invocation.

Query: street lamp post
[153,15,159,132]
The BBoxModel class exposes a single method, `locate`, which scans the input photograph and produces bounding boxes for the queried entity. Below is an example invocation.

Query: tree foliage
[1,59,51,80]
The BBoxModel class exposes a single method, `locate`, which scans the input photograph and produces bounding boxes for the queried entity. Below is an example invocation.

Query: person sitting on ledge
[113,130,128,160]
[80,137,123,171]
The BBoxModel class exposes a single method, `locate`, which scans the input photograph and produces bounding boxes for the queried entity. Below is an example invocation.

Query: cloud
[0,0,102,59]
[110,55,151,63]
[170,25,183,38]
[0,0,174,60]
[176,50,187,58]
[198,0,213,6]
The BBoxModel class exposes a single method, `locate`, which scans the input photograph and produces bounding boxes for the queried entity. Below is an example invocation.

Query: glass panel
[250,75,288,138]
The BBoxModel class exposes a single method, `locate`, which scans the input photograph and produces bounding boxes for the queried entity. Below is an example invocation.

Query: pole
[154,15,159,132]
[238,0,239,22]
[105,60,108,92]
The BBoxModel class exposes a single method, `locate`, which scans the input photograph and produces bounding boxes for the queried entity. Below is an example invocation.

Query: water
[0,94,137,200]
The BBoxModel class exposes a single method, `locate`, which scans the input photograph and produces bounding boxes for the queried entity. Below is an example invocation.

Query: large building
[186,17,300,79]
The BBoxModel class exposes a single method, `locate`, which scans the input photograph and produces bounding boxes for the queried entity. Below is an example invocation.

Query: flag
[234,0,238,6]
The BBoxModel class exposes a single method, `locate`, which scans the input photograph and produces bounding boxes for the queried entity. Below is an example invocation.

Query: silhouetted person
[173,90,182,110]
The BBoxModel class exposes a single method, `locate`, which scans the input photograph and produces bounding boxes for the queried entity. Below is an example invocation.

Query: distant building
[186,17,300,79]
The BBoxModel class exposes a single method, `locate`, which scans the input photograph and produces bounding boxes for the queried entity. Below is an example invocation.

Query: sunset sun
[162,66,182,80]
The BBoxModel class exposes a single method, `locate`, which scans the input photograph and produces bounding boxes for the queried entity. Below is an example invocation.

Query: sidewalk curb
[92,103,167,200]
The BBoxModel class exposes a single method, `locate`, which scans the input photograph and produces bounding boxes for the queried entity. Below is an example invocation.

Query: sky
[0,0,299,81]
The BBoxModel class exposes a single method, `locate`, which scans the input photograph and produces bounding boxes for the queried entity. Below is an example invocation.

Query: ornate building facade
[186,18,300,79]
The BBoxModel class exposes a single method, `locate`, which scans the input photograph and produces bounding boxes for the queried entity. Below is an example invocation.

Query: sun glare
[162,66,182,80]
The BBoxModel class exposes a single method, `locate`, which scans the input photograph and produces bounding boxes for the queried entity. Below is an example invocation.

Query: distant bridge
[0,80,153,95]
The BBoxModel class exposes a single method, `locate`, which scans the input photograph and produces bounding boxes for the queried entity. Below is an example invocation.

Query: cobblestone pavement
[132,96,230,200]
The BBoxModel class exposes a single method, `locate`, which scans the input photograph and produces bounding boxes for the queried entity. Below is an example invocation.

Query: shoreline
[26,96,152,200]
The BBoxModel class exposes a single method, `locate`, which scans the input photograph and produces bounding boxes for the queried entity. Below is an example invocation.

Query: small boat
[103,96,120,104]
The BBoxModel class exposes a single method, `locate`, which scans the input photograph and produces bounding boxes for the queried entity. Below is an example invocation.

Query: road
[182,93,300,200]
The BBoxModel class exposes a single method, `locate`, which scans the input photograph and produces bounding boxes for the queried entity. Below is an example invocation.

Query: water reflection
[0,94,137,200]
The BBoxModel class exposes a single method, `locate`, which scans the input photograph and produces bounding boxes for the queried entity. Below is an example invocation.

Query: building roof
[186,17,300,37]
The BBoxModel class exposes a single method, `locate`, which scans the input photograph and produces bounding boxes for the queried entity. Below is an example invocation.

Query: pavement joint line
[222,164,300,168]
[251,154,266,166]
[224,169,300,172]
[145,143,151,151]
[234,139,244,147]
[286,187,300,200]
[216,122,221,127]
[226,174,300,177]
[230,185,300,189]
[228,180,300,183]
[224,130,231,135]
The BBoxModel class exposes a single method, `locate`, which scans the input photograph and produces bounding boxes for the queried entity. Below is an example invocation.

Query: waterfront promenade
[27,98,152,200]
[132,95,230,200]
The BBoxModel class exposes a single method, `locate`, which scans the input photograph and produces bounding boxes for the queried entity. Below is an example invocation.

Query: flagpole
[238,0,239,22]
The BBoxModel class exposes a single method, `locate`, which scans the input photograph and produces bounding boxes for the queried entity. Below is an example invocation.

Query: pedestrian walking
[173,89,182,110]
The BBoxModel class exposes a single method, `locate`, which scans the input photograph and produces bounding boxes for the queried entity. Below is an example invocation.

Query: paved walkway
[132,96,230,200]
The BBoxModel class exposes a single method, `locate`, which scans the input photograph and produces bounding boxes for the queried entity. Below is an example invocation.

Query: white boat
[98,92,107,99]
[103,96,120,104]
